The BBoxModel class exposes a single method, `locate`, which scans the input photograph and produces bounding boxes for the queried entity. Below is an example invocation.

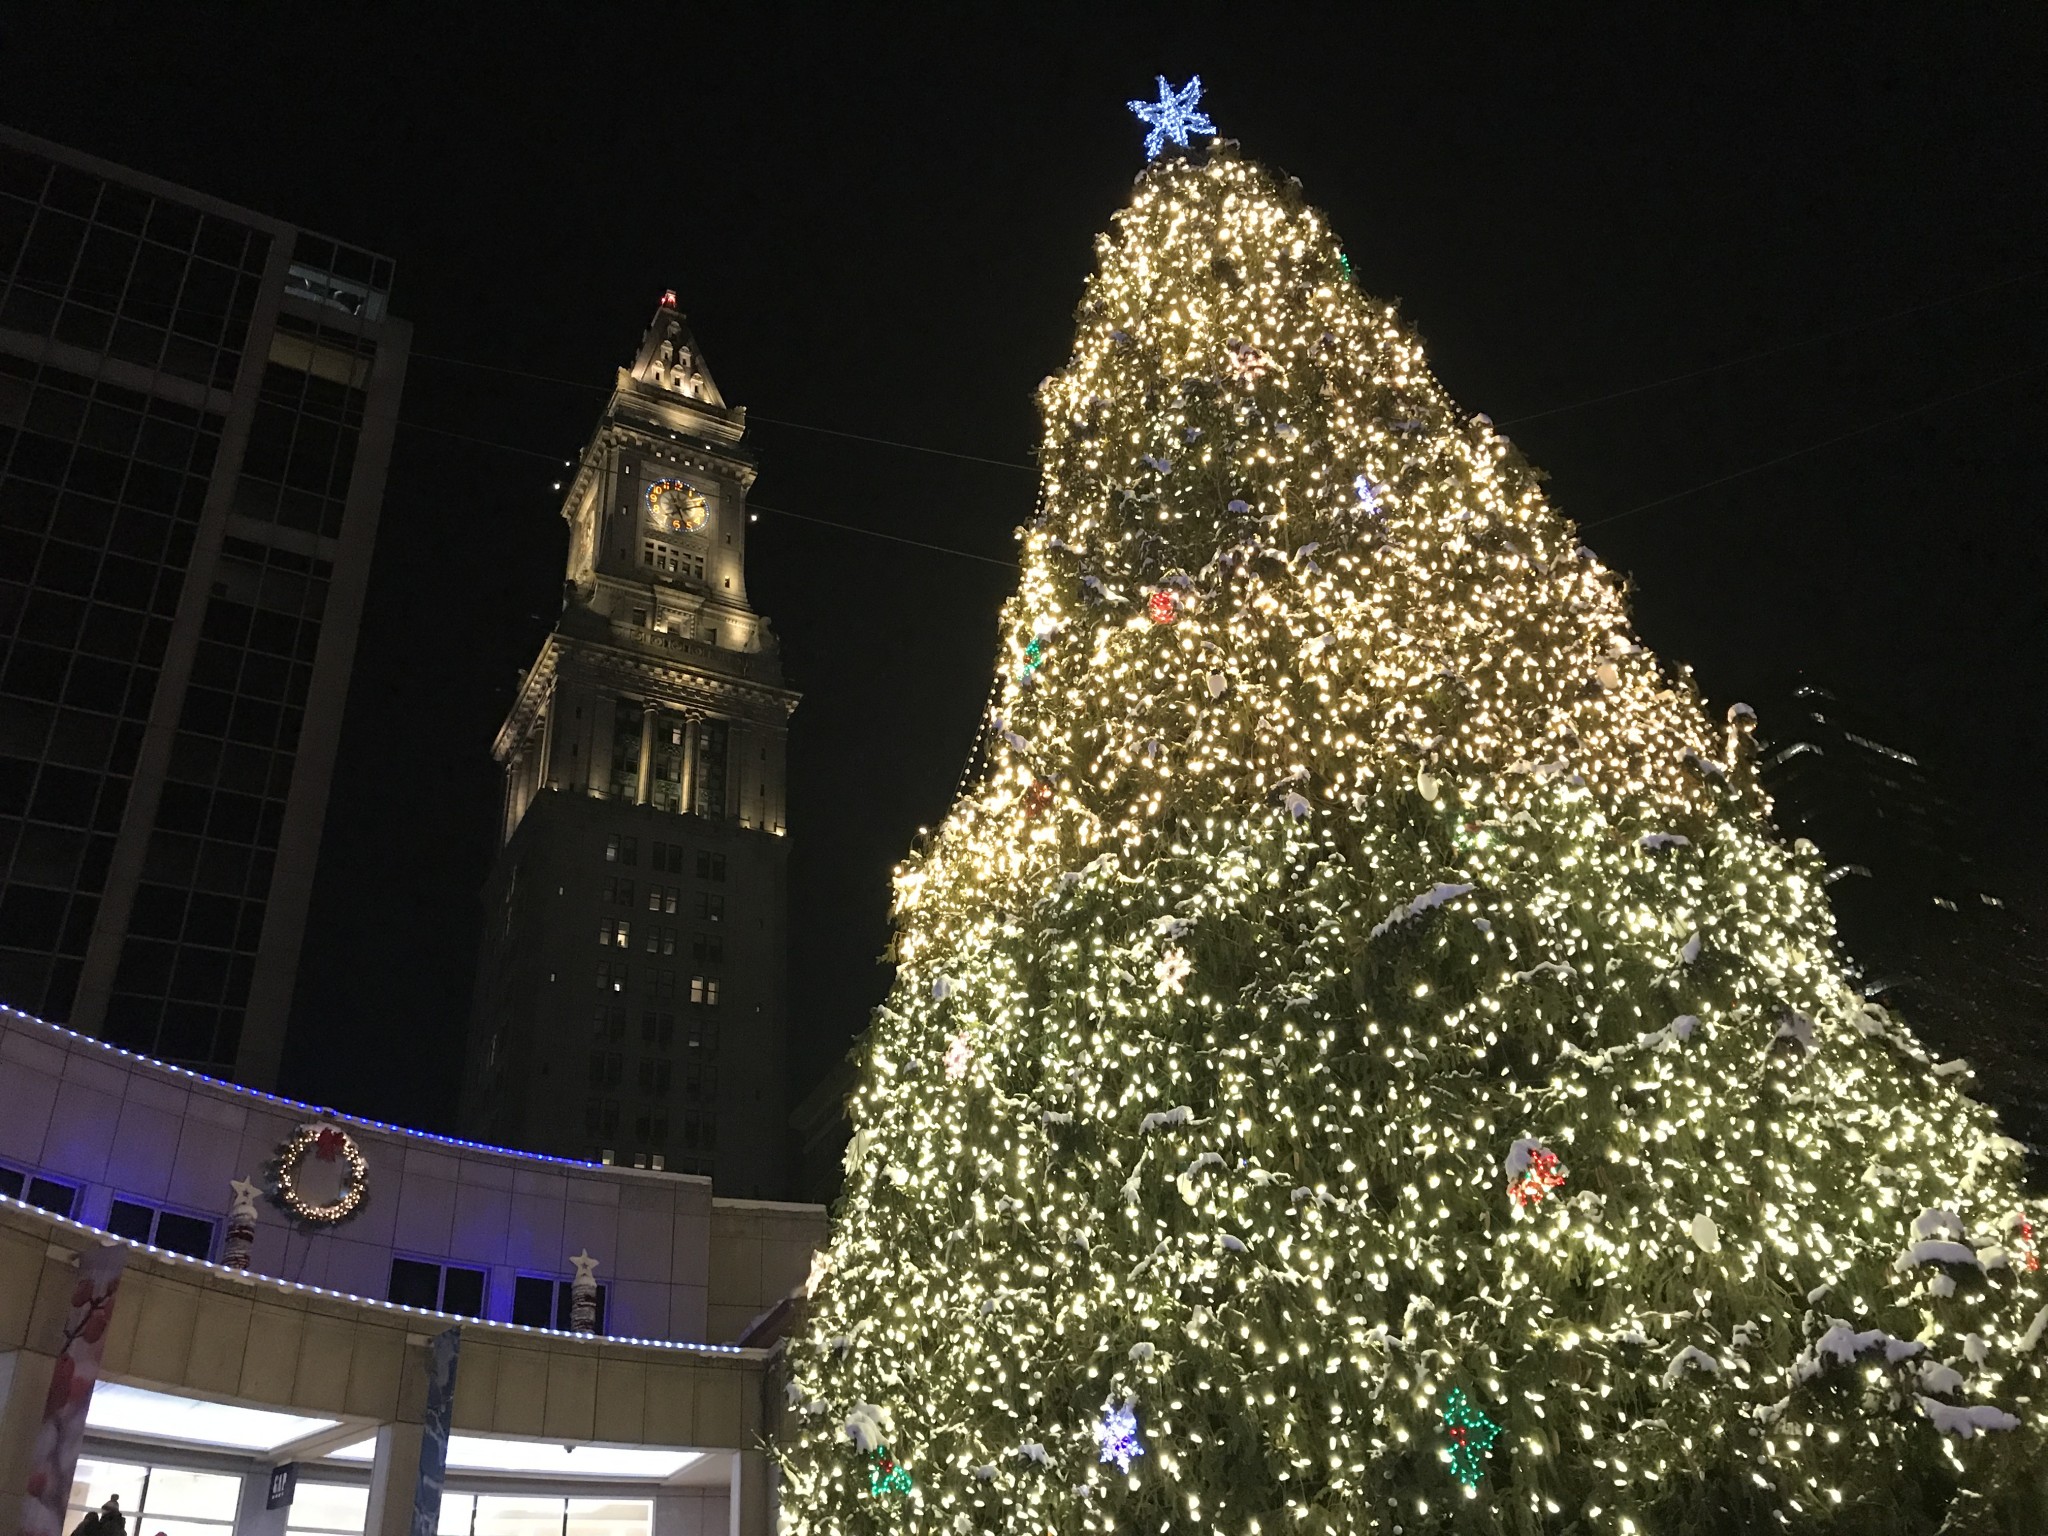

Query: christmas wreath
[270,1121,369,1225]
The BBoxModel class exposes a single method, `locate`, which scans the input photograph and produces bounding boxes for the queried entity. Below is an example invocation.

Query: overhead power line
[1499,266,2044,429]
[1579,360,2047,530]
[406,348,1036,472]
[408,263,2042,472]
[394,415,1020,567]
[749,503,1018,569]
[398,352,2043,564]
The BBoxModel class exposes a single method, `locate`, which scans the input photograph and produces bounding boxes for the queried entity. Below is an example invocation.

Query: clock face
[646,478,708,533]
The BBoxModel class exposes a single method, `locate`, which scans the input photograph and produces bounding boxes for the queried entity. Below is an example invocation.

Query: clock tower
[458,293,800,1197]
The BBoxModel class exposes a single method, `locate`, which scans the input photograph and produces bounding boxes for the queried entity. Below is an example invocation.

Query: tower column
[681,715,699,817]
[636,702,657,806]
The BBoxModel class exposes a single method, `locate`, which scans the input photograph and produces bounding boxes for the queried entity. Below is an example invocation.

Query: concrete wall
[0,1198,782,1536]
[707,1202,823,1344]
[0,1007,823,1345]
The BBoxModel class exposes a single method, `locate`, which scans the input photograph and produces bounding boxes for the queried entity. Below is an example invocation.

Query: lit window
[285,1483,369,1536]
[642,539,678,573]
[71,1461,240,1536]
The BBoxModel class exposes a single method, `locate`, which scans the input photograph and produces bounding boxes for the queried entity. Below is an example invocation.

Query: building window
[695,720,729,816]
[605,834,637,866]
[283,1483,369,1536]
[686,1018,718,1052]
[683,1062,716,1100]
[587,1050,623,1089]
[691,933,723,964]
[638,1058,673,1095]
[650,967,676,1002]
[436,1495,649,1536]
[599,919,630,948]
[387,1257,486,1317]
[645,883,678,913]
[584,1097,620,1136]
[606,877,635,906]
[510,1274,610,1335]
[696,850,726,881]
[641,925,675,956]
[596,960,628,992]
[106,1197,215,1259]
[651,840,683,873]
[695,893,724,922]
[0,1165,78,1219]
[640,1010,674,1048]
[592,1006,626,1042]
[71,1461,241,1536]
[689,976,719,1007]
[642,538,679,573]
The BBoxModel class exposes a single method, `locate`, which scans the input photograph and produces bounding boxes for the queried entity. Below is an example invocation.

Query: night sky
[5,8,2044,1133]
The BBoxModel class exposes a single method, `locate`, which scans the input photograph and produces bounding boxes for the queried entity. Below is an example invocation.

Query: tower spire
[628,288,724,406]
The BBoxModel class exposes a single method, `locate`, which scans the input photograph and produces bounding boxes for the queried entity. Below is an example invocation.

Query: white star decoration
[1128,75,1215,159]
[1154,946,1192,995]
[569,1249,600,1285]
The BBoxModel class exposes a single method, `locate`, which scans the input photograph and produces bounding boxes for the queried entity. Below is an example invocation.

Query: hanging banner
[408,1327,462,1536]
[17,1242,128,1536]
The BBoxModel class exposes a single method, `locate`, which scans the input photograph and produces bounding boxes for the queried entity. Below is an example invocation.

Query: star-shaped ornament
[229,1177,261,1215]
[1128,75,1216,159]
[569,1249,601,1285]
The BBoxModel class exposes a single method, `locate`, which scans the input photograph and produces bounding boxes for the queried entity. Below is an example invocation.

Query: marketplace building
[0,1004,825,1536]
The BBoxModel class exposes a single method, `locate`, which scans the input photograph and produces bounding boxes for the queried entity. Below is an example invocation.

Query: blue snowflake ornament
[1128,76,1216,159]
[1095,1401,1145,1473]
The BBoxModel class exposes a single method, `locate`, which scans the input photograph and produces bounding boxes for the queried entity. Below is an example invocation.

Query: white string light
[777,141,2045,1534]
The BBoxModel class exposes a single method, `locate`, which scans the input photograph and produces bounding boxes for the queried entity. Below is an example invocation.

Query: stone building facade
[459,298,798,1197]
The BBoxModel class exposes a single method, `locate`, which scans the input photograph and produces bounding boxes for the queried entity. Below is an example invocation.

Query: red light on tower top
[658,289,678,309]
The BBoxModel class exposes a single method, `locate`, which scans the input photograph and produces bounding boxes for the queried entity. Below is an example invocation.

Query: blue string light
[2,1005,607,1171]
[1127,76,1216,160]
[0,1189,750,1354]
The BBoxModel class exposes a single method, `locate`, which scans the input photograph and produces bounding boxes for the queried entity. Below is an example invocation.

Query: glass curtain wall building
[0,126,409,1083]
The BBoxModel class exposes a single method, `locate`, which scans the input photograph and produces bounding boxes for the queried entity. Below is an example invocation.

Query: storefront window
[285,1482,368,1536]
[68,1460,238,1536]
[438,1495,650,1536]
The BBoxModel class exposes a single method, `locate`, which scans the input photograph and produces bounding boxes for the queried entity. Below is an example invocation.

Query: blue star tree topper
[1128,75,1215,158]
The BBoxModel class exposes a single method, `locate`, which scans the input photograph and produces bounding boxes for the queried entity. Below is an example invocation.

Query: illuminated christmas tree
[780,102,2047,1535]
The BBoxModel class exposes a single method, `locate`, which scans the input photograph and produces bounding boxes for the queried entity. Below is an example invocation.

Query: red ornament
[2019,1215,2040,1273]
[1148,590,1178,625]
[1508,1148,1566,1208]
[1024,779,1055,818]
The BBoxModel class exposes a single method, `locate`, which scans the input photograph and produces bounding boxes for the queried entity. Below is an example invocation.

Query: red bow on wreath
[314,1127,348,1162]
